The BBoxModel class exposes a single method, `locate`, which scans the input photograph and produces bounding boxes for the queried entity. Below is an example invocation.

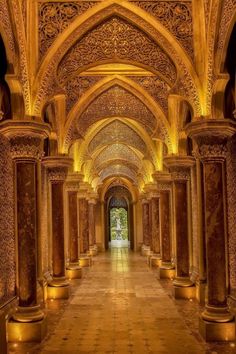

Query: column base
[150,255,162,267]
[0,310,7,354]
[47,278,70,299]
[173,285,196,299]
[173,277,194,287]
[89,246,97,256]
[141,245,151,256]
[201,305,234,323]
[7,306,47,343]
[199,317,235,342]
[66,265,82,279]
[79,256,91,267]
[158,264,175,279]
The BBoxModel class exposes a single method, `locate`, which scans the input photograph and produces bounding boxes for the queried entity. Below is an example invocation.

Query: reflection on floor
[110,240,130,248]
[9,248,236,354]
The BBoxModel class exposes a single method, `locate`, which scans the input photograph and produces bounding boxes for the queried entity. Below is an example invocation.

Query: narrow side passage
[35,249,205,354]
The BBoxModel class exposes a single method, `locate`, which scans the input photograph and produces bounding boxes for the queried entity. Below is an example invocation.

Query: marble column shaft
[174,180,189,278]
[150,197,160,254]
[79,198,89,253]
[142,200,150,247]
[51,182,66,278]
[88,201,96,246]
[68,191,79,263]
[160,191,171,263]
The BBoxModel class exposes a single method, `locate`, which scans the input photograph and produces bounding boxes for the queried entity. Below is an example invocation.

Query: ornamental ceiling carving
[63,76,103,113]
[94,144,141,169]
[132,1,193,59]
[38,1,96,59]
[76,85,157,136]
[128,76,169,115]
[95,159,140,175]
[100,164,137,182]
[57,16,177,85]
[88,120,147,155]
[105,185,132,202]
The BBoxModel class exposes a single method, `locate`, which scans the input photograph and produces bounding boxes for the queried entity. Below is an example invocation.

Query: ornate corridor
[0,0,236,352]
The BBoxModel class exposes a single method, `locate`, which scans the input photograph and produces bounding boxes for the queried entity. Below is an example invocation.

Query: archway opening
[109,207,129,248]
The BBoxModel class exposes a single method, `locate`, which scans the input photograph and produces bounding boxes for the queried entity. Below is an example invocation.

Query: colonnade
[141,119,236,341]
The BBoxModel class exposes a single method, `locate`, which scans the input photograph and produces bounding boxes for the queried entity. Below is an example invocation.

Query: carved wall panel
[94,144,141,169]
[226,136,236,298]
[88,120,147,155]
[0,135,15,305]
[57,16,177,85]
[128,76,169,115]
[132,1,193,59]
[38,1,97,59]
[76,85,157,136]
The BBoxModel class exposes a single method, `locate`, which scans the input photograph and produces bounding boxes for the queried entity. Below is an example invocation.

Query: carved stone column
[43,156,73,299]
[154,173,175,278]
[88,198,97,256]
[150,196,160,255]
[65,176,82,279]
[141,198,151,254]
[186,119,236,341]
[164,156,196,299]
[0,121,50,342]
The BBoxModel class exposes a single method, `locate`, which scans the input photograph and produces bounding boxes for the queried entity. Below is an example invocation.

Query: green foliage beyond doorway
[110,208,128,240]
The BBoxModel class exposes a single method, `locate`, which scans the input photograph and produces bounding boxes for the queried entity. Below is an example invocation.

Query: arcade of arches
[0,0,236,352]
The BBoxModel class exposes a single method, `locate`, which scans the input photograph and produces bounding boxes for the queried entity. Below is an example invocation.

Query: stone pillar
[79,197,89,254]
[65,178,82,279]
[0,121,50,342]
[43,156,73,299]
[186,119,236,341]
[150,196,161,255]
[88,199,96,247]
[164,156,196,299]
[142,198,150,250]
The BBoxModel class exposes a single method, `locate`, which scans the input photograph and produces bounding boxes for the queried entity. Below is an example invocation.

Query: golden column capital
[43,156,73,182]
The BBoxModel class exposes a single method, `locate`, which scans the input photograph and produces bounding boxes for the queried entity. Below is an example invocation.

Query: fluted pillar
[186,119,236,341]
[164,156,195,296]
[43,156,73,299]
[0,121,50,342]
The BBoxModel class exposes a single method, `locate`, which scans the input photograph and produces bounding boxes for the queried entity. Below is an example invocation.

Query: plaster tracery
[132,1,193,59]
[38,1,97,59]
[57,16,177,85]
[94,144,142,169]
[75,85,157,137]
[88,120,147,155]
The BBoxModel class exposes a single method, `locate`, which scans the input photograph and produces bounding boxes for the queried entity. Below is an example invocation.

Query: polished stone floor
[8,248,236,354]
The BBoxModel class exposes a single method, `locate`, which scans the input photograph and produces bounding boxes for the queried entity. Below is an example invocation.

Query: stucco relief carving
[48,167,68,182]
[88,120,147,155]
[171,167,190,180]
[63,76,102,113]
[75,85,157,136]
[9,136,44,160]
[217,0,236,53]
[195,136,228,160]
[94,144,141,169]
[38,2,96,59]
[57,16,177,85]
[100,164,137,182]
[132,1,193,59]
[128,76,169,115]
[0,0,16,58]
[0,135,15,304]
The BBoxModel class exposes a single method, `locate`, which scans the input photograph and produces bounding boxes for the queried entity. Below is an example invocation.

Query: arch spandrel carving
[75,85,157,136]
[57,16,177,85]
[88,120,147,155]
